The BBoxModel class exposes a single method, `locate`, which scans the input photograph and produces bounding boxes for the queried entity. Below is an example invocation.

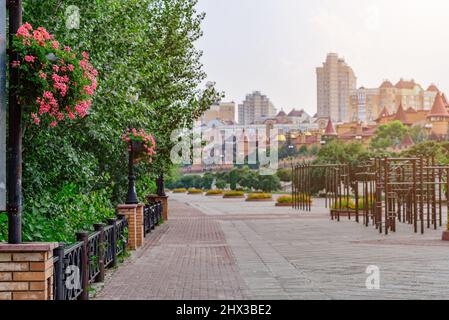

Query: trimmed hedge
[223,191,245,197]
[247,193,272,200]
[206,189,224,196]
[277,195,293,204]
[188,188,203,194]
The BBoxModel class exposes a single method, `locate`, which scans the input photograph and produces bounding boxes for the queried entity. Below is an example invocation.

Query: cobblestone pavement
[96,193,449,300]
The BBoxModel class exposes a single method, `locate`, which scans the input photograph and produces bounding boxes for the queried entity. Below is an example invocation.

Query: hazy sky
[196,0,449,115]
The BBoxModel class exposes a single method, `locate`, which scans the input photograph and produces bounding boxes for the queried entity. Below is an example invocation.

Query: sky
[196,0,449,116]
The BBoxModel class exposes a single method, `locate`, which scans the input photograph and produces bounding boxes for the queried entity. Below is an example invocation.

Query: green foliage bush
[247,193,272,200]
[169,167,283,193]
[331,197,373,210]
[188,188,203,194]
[0,184,115,244]
[276,169,292,182]
[206,190,223,196]
[0,0,220,242]
[277,195,293,204]
[215,179,227,189]
[223,191,245,197]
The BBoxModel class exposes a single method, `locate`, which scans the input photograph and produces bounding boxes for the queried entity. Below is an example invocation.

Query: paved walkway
[96,194,449,300]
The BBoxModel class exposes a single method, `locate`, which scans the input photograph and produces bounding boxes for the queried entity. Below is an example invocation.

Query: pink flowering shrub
[121,128,157,163]
[12,23,98,127]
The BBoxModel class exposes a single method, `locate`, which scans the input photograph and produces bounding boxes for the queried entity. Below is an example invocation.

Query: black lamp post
[156,173,166,197]
[7,0,23,244]
[125,140,139,204]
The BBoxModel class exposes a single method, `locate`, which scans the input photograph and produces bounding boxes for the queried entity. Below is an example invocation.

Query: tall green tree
[1,0,221,242]
[22,0,220,202]
[370,121,407,150]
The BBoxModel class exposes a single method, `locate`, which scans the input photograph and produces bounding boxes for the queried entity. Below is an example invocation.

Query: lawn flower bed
[276,195,293,207]
[246,193,273,202]
[173,188,187,193]
[330,197,373,218]
[206,189,224,196]
[296,193,313,204]
[188,188,203,194]
[223,191,245,199]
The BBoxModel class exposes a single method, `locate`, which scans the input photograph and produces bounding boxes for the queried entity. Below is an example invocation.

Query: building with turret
[349,79,440,123]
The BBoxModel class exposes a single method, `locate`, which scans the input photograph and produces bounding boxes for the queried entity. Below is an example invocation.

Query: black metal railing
[53,215,128,300]
[144,201,162,236]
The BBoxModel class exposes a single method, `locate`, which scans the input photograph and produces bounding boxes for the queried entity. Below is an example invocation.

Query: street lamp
[125,87,140,204]
[156,174,166,197]
[288,144,294,158]
[7,0,23,244]
[125,137,139,204]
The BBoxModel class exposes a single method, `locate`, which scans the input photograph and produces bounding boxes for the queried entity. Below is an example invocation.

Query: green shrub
[247,193,272,200]
[188,188,203,194]
[136,175,157,199]
[276,169,292,182]
[206,190,223,195]
[295,193,312,204]
[0,184,115,244]
[331,196,374,210]
[331,197,355,210]
[277,195,293,204]
[223,191,245,197]
[215,179,227,189]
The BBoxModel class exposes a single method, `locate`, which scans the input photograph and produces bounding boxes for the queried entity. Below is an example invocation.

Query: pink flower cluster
[35,93,64,127]
[17,23,52,46]
[121,128,157,162]
[14,22,98,127]
[52,73,70,97]
[79,56,98,95]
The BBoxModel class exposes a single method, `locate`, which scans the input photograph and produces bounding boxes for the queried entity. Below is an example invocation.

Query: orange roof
[288,109,305,117]
[427,93,449,118]
[442,93,449,106]
[395,79,416,90]
[427,84,439,92]
[339,129,376,139]
[277,110,287,117]
[406,107,417,113]
[394,104,412,124]
[324,118,337,136]
[377,106,389,119]
[380,80,394,89]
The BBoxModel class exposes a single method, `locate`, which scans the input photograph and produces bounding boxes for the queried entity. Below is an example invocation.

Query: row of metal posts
[293,157,449,235]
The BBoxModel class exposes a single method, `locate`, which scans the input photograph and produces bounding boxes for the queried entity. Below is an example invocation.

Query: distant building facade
[316,53,357,123]
[202,101,236,124]
[238,91,276,125]
[349,80,440,123]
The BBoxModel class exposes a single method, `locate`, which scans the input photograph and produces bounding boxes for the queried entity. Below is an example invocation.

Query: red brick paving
[96,200,249,300]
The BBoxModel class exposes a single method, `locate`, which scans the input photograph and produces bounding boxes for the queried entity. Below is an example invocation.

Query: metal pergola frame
[293,157,449,235]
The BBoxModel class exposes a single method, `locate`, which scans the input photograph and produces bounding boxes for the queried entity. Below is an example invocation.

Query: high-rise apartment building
[238,91,276,125]
[349,79,440,123]
[316,53,357,123]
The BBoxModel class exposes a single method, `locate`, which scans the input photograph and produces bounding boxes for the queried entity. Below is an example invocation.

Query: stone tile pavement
[96,193,449,300]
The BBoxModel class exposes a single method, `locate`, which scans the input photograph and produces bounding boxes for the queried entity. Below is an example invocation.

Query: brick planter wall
[117,204,144,250]
[0,243,58,300]
[146,195,168,221]
[442,231,449,241]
